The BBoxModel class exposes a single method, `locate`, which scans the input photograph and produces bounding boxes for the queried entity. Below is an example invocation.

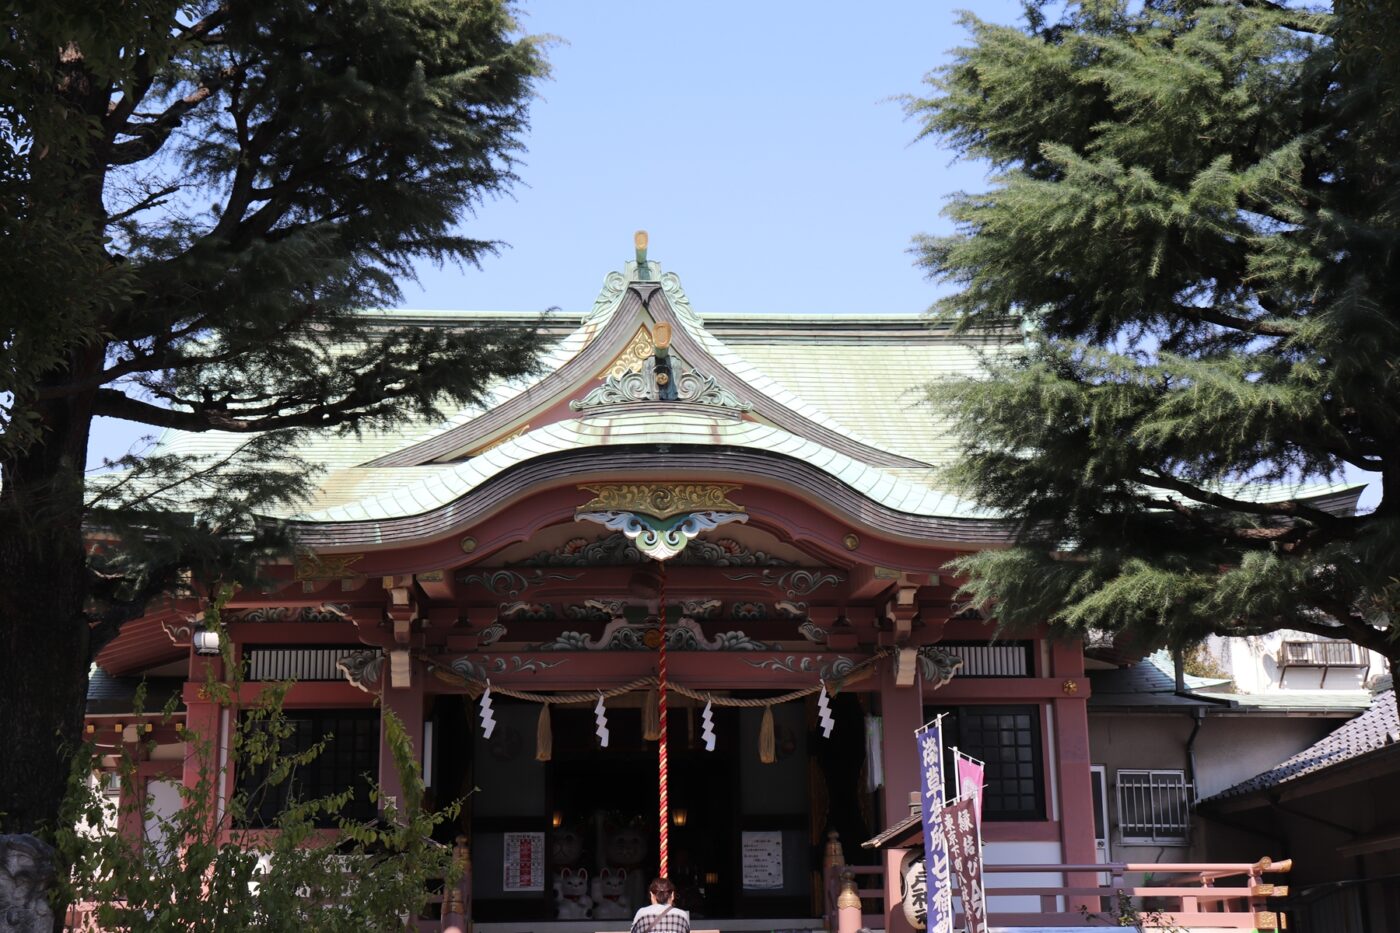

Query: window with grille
[1116,769,1192,844]
[938,641,1034,677]
[923,704,1046,821]
[243,645,352,681]
[236,709,379,827]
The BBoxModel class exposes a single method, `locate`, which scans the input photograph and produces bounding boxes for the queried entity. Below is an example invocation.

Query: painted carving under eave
[534,617,771,652]
[336,649,385,694]
[519,532,791,568]
[917,646,964,689]
[575,509,748,561]
[575,483,749,562]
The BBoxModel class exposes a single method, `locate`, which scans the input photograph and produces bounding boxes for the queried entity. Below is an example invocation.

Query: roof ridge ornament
[570,360,753,412]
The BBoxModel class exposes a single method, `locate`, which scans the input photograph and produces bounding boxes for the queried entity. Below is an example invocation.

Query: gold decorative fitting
[576,483,744,520]
[1062,679,1079,695]
[459,536,478,554]
[294,551,364,582]
[601,326,655,380]
[469,424,530,456]
[843,533,860,551]
[655,371,670,386]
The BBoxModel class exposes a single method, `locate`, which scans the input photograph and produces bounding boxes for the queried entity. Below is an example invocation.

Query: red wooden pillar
[115,729,144,845]
[378,656,426,813]
[1050,638,1097,911]
[879,663,921,933]
[181,652,230,837]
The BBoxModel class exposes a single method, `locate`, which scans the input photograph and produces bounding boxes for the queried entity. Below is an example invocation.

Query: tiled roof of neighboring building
[1191,690,1373,713]
[1201,690,1398,802]
[1087,651,1231,710]
[86,666,185,715]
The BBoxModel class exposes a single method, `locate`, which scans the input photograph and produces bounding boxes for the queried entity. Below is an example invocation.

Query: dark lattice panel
[923,704,1047,822]
[237,709,379,826]
[957,706,1044,820]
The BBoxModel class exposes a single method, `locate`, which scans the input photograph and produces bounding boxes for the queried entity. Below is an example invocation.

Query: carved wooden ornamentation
[575,483,743,520]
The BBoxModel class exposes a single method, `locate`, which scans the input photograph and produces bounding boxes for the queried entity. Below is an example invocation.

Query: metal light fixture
[671,808,688,828]
[552,811,564,829]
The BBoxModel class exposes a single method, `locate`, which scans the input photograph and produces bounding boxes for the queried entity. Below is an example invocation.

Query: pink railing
[824,847,1291,931]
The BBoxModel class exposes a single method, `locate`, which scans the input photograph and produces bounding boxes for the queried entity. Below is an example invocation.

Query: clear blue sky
[85,0,1381,509]
[391,0,1026,316]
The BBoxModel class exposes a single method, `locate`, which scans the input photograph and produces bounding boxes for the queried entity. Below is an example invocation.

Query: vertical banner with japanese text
[939,794,989,933]
[955,751,986,824]
[916,718,954,933]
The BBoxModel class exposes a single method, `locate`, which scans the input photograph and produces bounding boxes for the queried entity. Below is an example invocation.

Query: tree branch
[93,387,399,434]
[1136,468,1345,526]
[107,83,219,166]
[1168,301,1295,337]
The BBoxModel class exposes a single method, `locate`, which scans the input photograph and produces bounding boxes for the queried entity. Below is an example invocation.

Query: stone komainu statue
[0,835,56,933]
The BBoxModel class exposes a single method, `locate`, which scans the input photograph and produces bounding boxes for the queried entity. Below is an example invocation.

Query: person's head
[649,877,676,905]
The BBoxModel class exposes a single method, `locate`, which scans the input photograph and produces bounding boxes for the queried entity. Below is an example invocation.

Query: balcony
[1277,640,1369,687]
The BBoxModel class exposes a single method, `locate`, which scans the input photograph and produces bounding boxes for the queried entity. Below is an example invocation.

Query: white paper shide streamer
[479,682,496,739]
[594,692,610,748]
[817,685,835,738]
[701,699,716,752]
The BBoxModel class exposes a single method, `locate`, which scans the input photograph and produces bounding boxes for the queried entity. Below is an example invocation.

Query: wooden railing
[822,840,1292,931]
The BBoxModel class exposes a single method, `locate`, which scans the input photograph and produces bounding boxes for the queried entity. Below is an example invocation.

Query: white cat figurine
[554,867,593,920]
[592,868,630,920]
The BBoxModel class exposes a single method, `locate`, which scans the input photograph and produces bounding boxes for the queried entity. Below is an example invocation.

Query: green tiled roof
[120,263,1365,532]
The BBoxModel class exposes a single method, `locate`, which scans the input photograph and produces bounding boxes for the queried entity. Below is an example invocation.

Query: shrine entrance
[435,688,873,929]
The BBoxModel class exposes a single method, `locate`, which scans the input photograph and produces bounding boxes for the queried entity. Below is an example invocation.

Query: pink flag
[957,754,985,823]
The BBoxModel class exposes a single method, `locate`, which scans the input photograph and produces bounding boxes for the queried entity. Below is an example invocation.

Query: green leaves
[912,1,1400,659]
[59,643,462,931]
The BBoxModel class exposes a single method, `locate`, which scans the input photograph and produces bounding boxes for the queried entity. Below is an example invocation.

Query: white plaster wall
[982,840,1063,913]
[1206,632,1385,692]
[143,778,182,859]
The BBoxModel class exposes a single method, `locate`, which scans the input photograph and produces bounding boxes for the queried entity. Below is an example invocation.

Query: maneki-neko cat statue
[591,867,630,920]
[553,867,593,919]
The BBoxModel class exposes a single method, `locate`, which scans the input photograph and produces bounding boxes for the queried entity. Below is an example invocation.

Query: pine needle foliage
[908,1,1400,664]
[0,0,546,843]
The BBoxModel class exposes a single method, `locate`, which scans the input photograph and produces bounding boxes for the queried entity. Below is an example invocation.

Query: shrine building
[88,244,1100,931]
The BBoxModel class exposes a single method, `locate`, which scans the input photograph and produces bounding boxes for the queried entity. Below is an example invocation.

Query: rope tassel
[759,705,776,764]
[535,703,553,761]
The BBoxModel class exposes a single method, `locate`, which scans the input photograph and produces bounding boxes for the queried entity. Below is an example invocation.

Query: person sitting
[630,877,690,933]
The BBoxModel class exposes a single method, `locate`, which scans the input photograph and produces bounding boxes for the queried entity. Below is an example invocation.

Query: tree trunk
[0,524,92,835]
[0,362,100,933]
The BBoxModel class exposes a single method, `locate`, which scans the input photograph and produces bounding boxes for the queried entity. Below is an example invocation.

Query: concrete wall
[1088,712,1336,863]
